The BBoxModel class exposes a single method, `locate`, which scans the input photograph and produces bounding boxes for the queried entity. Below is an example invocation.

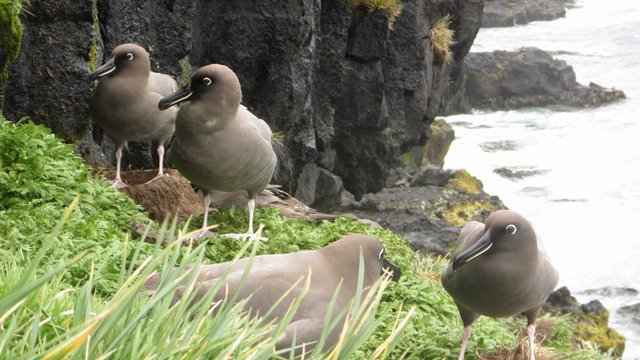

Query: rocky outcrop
[493,166,550,181]
[341,166,505,255]
[618,303,640,325]
[424,119,455,167]
[1,0,485,212]
[482,0,572,28]
[544,286,626,357]
[465,48,626,111]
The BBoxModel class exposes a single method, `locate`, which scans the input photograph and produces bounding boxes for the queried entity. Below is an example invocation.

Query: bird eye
[378,248,385,260]
[126,53,134,61]
[203,77,212,86]
[506,224,517,235]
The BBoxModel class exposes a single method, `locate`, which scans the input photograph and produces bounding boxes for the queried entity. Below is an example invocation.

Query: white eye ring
[378,248,384,260]
[506,224,517,235]
[203,77,212,86]
[126,53,134,61]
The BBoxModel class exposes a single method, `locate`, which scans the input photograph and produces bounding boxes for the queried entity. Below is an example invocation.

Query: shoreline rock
[464,47,626,111]
[340,166,506,255]
[545,286,626,357]
[482,0,574,28]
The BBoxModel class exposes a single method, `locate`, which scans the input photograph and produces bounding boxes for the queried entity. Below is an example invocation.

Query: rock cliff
[482,0,572,28]
[464,47,626,111]
[2,0,484,211]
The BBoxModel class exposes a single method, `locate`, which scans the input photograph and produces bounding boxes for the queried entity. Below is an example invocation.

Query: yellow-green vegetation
[88,0,100,72]
[0,118,619,358]
[271,130,285,146]
[0,0,23,111]
[545,315,618,359]
[440,199,498,228]
[574,309,626,357]
[429,15,455,64]
[0,0,23,73]
[447,169,483,194]
[346,0,403,29]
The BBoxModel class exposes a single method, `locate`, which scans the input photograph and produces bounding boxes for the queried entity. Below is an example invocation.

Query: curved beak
[382,256,402,281]
[88,57,115,80]
[159,83,192,110]
[452,231,493,270]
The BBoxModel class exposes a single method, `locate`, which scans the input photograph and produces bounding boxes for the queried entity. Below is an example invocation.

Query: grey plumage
[144,234,402,353]
[158,64,277,239]
[441,210,559,360]
[89,43,177,187]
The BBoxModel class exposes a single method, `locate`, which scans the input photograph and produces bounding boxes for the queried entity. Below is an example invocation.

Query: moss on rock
[440,198,500,227]
[0,0,23,109]
[544,287,626,357]
[573,307,626,357]
[446,169,484,194]
[0,0,23,67]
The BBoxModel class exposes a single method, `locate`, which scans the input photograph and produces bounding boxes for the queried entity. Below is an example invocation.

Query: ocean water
[445,0,640,358]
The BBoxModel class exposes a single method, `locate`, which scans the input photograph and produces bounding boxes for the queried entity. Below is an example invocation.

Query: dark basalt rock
[493,166,550,180]
[544,286,626,357]
[422,119,455,167]
[342,167,506,255]
[479,140,520,152]
[618,303,640,325]
[465,48,626,111]
[410,165,455,187]
[482,0,573,28]
[581,287,640,298]
[2,0,485,212]
[3,2,95,142]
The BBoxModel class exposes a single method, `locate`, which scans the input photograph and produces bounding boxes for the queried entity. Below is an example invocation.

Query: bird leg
[185,191,217,240]
[157,144,165,177]
[527,324,536,360]
[457,325,472,360]
[112,144,127,188]
[221,198,266,241]
[145,144,168,184]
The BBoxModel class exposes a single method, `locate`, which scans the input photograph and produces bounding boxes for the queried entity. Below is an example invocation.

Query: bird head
[158,64,242,111]
[89,43,150,80]
[452,210,537,270]
[325,235,402,282]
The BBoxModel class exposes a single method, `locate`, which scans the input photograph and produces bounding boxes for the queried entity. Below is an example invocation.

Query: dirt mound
[96,168,352,224]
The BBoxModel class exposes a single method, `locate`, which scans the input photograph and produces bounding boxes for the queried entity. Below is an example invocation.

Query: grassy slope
[0,118,611,359]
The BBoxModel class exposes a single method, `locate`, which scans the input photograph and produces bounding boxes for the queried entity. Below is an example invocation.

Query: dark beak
[88,57,115,80]
[159,83,192,110]
[382,256,402,281]
[452,231,493,270]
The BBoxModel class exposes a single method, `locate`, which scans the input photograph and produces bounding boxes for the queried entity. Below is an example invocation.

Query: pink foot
[112,178,127,188]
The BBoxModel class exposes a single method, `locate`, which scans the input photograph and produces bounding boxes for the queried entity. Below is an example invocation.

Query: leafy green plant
[429,15,455,64]
[347,0,403,29]
[1,203,411,359]
[0,117,153,293]
[0,117,617,359]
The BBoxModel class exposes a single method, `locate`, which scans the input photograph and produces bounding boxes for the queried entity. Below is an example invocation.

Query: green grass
[346,0,403,29]
[0,118,617,358]
[0,117,153,294]
[429,15,455,64]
